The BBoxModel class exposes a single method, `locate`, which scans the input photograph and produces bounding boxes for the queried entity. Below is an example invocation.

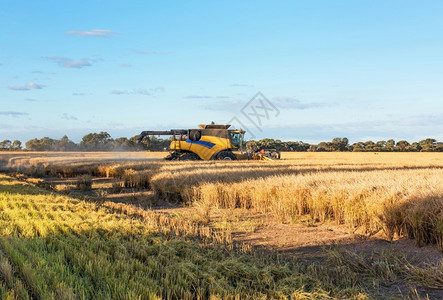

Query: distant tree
[292,141,310,151]
[138,135,171,151]
[419,138,436,152]
[257,138,276,149]
[25,137,58,151]
[114,137,139,151]
[59,135,77,151]
[395,140,410,151]
[129,135,147,151]
[245,141,258,152]
[40,137,58,151]
[331,137,349,151]
[25,138,39,151]
[14,134,443,153]
[385,139,395,151]
[0,140,11,151]
[364,141,375,151]
[9,140,22,151]
[409,142,422,152]
[352,142,365,152]
[80,132,113,151]
[307,145,317,152]
[375,141,386,152]
[316,142,329,152]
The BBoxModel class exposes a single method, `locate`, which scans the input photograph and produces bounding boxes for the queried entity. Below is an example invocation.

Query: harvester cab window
[230,132,244,148]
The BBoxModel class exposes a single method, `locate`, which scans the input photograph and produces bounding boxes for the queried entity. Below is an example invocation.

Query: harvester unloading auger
[137,123,280,161]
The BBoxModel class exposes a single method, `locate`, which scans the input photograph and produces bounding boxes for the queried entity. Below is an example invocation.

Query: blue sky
[1,1,443,144]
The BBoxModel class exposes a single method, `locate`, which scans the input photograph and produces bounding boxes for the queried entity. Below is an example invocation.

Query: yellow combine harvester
[137,123,280,161]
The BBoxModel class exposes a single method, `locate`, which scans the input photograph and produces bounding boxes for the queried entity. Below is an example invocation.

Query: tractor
[137,123,280,161]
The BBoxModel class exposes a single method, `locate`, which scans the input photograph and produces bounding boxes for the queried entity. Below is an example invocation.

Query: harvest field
[0,152,442,299]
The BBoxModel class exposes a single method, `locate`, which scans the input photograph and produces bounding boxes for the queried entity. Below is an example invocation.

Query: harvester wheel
[180,152,201,160]
[166,152,181,160]
[216,151,236,160]
[189,130,201,141]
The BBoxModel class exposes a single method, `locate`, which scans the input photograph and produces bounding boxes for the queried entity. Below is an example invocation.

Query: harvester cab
[137,123,279,161]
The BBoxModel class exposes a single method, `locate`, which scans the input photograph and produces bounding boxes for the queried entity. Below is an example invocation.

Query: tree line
[249,137,443,152]
[0,132,169,152]
[0,132,442,152]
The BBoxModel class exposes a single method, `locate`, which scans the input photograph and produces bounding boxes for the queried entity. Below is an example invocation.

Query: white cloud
[111,87,164,96]
[66,29,116,37]
[111,90,129,95]
[0,111,28,117]
[122,63,132,68]
[8,82,44,91]
[229,83,254,87]
[272,97,332,109]
[136,88,150,96]
[65,60,91,68]
[184,95,213,99]
[44,56,92,68]
[184,95,230,99]
[135,51,171,55]
[201,99,242,111]
[61,113,78,121]
[153,86,165,93]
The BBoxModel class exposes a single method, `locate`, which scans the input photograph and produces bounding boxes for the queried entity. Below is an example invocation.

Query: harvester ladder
[173,133,181,151]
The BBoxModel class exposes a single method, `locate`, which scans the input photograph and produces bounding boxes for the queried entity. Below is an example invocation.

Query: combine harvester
[137,123,280,161]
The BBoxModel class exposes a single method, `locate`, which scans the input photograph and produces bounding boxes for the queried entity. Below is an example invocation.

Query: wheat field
[0,152,442,298]
[0,174,377,299]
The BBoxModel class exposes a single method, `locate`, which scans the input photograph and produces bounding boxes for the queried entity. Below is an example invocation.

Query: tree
[80,132,113,151]
[142,136,171,151]
[0,140,11,151]
[245,141,258,152]
[316,142,329,152]
[307,145,317,152]
[419,138,436,152]
[374,141,386,152]
[395,140,410,151]
[40,137,58,151]
[59,135,77,151]
[384,139,395,152]
[25,138,40,151]
[9,140,22,151]
[257,138,276,149]
[25,137,57,151]
[331,137,349,151]
[409,142,422,152]
[12,134,443,153]
[352,142,365,152]
[114,137,139,151]
[364,141,375,151]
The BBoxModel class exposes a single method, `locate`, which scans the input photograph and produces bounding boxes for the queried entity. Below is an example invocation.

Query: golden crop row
[146,164,443,250]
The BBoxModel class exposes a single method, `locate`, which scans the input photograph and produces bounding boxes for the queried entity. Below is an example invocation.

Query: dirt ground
[155,206,443,264]
[153,205,443,299]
